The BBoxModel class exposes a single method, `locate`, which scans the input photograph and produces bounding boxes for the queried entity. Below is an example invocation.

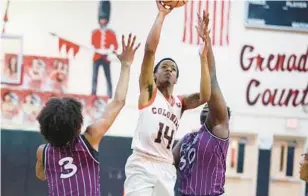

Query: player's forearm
[199,57,211,103]
[207,41,217,83]
[206,42,224,105]
[113,65,130,103]
[35,161,46,181]
[145,12,165,53]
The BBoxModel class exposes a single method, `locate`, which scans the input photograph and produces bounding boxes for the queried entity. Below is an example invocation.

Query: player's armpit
[181,93,206,112]
[85,100,125,150]
[138,84,158,110]
[172,138,183,169]
[36,144,46,181]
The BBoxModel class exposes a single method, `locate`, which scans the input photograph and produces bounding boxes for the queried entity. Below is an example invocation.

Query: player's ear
[153,73,157,82]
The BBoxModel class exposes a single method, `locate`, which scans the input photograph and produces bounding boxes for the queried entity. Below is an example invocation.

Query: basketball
[160,0,188,9]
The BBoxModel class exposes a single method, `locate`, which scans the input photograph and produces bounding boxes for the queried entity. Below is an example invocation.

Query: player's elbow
[36,172,46,181]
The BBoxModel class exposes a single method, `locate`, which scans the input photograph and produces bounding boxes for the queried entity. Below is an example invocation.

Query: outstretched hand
[156,0,173,16]
[115,33,140,67]
[196,10,210,58]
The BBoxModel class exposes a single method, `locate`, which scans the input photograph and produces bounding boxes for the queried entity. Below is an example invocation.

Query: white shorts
[124,151,176,196]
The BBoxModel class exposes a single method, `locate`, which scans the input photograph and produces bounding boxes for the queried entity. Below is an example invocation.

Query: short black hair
[200,105,231,124]
[37,97,83,147]
[153,58,179,78]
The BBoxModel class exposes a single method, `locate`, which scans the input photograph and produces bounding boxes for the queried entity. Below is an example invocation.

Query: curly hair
[200,105,231,125]
[37,97,83,147]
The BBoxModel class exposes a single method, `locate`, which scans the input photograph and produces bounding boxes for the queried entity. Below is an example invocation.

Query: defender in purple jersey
[173,11,230,196]
[35,34,140,196]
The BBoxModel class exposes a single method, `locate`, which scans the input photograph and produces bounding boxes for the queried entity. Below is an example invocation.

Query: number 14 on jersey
[154,122,175,149]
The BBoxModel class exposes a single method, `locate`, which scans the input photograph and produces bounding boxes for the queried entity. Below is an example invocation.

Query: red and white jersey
[131,88,183,163]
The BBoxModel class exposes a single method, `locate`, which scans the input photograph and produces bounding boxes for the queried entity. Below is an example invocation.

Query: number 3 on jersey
[154,122,175,149]
[58,157,77,179]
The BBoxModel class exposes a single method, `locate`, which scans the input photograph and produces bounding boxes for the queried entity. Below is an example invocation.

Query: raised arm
[85,34,140,150]
[181,11,211,112]
[205,38,228,130]
[138,1,172,108]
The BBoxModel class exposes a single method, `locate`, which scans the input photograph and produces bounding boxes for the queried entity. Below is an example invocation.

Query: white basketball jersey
[131,89,183,163]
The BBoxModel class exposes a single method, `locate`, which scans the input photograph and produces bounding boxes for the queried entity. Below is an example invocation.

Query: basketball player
[173,12,230,196]
[35,34,140,196]
[124,3,211,196]
[300,152,308,182]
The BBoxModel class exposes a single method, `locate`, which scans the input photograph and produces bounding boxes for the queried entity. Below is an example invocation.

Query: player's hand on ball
[116,33,141,67]
[156,0,173,15]
[196,10,210,58]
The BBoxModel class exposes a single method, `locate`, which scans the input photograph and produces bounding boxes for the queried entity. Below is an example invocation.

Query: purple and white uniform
[178,124,229,196]
[43,135,100,196]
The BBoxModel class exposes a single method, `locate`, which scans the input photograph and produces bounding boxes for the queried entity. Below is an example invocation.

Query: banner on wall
[1,88,109,130]
[1,54,70,93]
[21,55,70,93]
[1,53,23,85]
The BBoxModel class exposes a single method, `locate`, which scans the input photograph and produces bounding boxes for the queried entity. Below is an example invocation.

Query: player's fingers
[202,10,206,21]
[121,35,125,50]
[197,13,202,23]
[197,20,202,31]
[195,25,200,35]
[203,10,207,23]
[130,35,136,49]
[133,43,141,53]
[127,33,132,49]
[205,16,209,28]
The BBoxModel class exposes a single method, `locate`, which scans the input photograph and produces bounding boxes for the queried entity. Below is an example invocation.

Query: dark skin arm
[180,11,211,113]
[173,12,228,167]
[84,34,140,151]
[139,2,172,108]
[35,144,46,181]
[205,38,229,139]
[172,138,183,168]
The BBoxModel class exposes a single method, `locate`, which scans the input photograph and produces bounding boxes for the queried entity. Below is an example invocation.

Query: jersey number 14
[154,122,175,149]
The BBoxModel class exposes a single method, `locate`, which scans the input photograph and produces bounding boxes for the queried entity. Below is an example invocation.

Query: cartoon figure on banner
[91,0,118,98]
[22,57,48,91]
[88,96,107,123]
[22,92,43,123]
[1,54,22,85]
[1,90,21,123]
[47,59,69,93]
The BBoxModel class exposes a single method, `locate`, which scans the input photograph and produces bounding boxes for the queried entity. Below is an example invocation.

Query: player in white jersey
[124,2,212,196]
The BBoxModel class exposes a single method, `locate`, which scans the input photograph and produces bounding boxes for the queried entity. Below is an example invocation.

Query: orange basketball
[160,0,188,9]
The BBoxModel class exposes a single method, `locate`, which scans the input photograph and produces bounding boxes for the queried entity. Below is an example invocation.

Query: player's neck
[158,86,174,99]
